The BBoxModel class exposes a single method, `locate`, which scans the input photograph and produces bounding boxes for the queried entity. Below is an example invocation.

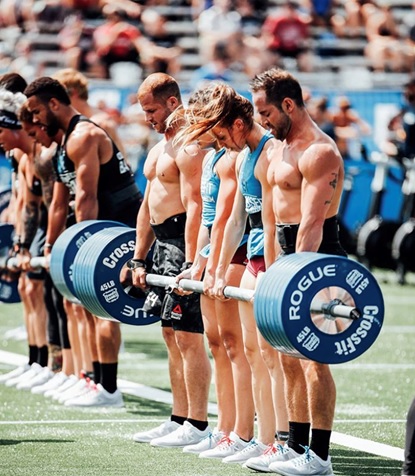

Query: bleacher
[0,0,413,92]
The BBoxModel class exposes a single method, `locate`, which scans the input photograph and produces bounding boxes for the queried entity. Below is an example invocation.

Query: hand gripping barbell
[69,226,384,364]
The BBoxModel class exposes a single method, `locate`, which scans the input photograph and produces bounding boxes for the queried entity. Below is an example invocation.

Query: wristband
[126,258,147,270]
[180,261,193,272]
[44,243,53,249]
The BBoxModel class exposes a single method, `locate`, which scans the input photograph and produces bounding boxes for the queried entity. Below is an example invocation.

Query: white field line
[0,350,405,461]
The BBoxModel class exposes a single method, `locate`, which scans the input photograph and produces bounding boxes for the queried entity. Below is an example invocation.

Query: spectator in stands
[139,8,181,76]
[0,0,34,30]
[92,4,142,79]
[387,78,415,160]
[364,0,414,72]
[331,0,375,37]
[258,0,314,72]
[189,40,236,90]
[332,95,371,160]
[302,0,334,27]
[308,96,336,140]
[236,0,267,37]
[197,0,244,63]
[58,13,95,74]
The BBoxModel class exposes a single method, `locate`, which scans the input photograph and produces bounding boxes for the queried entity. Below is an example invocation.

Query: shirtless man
[24,77,142,407]
[130,73,211,447]
[250,68,346,476]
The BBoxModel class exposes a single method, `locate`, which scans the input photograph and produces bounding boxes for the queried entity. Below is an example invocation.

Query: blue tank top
[200,148,248,258]
[201,148,225,228]
[238,131,273,259]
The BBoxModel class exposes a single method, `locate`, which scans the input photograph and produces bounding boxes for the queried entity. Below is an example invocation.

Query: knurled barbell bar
[69,226,384,364]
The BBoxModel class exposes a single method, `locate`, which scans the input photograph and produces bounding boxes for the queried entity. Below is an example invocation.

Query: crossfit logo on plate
[102,240,135,268]
[289,265,336,321]
[334,305,379,356]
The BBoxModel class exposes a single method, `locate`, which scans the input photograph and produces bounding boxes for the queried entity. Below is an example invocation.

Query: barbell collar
[313,298,361,320]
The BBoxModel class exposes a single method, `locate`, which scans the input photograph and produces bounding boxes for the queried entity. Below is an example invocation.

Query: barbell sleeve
[145,274,361,319]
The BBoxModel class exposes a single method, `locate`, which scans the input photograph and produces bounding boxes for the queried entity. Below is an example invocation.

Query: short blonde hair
[53,68,89,101]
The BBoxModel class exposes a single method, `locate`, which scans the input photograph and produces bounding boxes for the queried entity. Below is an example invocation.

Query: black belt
[248,211,263,229]
[151,213,187,240]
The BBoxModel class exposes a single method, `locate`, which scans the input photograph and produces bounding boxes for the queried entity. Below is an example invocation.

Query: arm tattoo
[325,173,338,205]
[22,202,40,247]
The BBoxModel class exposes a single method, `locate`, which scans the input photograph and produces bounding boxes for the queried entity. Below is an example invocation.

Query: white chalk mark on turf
[0,351,405,461]
[331,431,404,461]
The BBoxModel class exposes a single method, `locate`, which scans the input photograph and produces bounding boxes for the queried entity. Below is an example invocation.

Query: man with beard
[24,77,142,407]
[249,68,346,476]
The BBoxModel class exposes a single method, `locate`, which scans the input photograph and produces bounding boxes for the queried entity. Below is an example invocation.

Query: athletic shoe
[199,431,249,459]
[56,377,90,403]
[222,438,268,464]
[269,446,334,475]
[133,420,181,443]
[45,375,78,399]
[150,421,211,448]
[64,383,124,408]
[17,367,54,390]
[32,372,68,395]
[182,427,225,454]
[0,364,30,384]
[244,443,300,473]
[5,363,42,387]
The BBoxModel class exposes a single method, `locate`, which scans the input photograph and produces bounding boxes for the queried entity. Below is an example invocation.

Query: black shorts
[143,217,203,334]
[277,215,347,257]
[27,226,47,280]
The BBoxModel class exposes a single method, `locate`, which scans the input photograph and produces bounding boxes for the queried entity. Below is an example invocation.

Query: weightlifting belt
[248,211,262,229]
[277,215,341,252]
[151,213,187,240]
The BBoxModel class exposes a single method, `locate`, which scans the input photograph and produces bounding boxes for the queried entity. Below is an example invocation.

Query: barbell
[0,222,385,364]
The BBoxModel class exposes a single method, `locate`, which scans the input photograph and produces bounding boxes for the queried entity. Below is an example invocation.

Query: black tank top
[53,115,141,224]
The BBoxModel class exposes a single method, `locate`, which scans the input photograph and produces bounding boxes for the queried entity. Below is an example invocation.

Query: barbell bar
[144,274,361,320]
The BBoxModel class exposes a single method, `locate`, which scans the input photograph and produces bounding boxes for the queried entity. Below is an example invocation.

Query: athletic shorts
[143,215,203,334]
[27,226,47,280]
[246,255,266,278]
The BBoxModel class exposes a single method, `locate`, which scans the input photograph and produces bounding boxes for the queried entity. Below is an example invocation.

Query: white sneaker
[244,443,300,473]
[183,427,226,454]
[269,447,334,475]
[199,431,249,459]
[18,367,54,390]
[46,375,78,399]
[0,364,30,384]
[32,372,68,395]
[133,420,181,443]
[151,421,211,448]
[223,438,268,464]
[55,377,88,402]
[6,363,42,387]
[64,383,124,408]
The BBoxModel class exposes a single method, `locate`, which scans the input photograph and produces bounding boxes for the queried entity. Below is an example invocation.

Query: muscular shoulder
[300,141,343,178]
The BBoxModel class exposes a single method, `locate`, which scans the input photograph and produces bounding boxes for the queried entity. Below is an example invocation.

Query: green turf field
[0,272,414,475]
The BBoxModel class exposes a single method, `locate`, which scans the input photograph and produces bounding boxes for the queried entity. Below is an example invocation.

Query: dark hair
[24,77,71,105]
[250,68,304,110]
[18,102,34,124]
[0,73,28,94]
